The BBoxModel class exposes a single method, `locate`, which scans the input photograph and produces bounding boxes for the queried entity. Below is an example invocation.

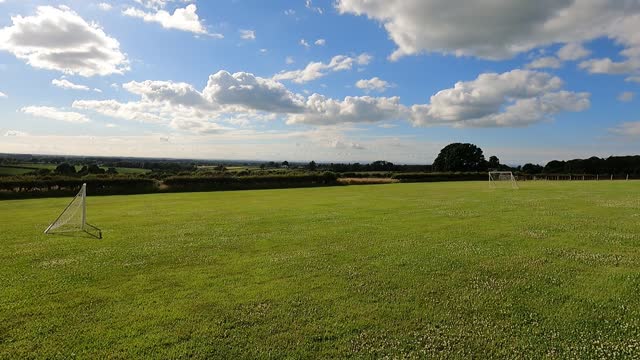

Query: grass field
[1,181,640,358]
[0,166,35,176]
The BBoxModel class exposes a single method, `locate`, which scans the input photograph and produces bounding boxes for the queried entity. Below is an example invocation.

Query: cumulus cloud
[273,53,372,83]
[557,43,591,61]
[22,106,91,123]
[123,80,213,109]
[618,91,635,102]
[0,91,6,98]
[336,0,640,62]
[299,39,310,48]
[203,71,305,113]
[52,78,91,91]
[287,95,407,125]
[314,39,326,46]
[68,68,588,132]
[526,56,562,69]
[356,77,391,92]
[579,58,640,75]
[0,5,129,76]
[123,4,220,37]
[410,69,590,127]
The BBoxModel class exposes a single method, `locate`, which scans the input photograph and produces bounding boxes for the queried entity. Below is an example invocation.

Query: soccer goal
[44,183,102,238]
[489,171,519,189]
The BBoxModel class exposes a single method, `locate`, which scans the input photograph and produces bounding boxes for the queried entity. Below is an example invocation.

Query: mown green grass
[1,181,640,358]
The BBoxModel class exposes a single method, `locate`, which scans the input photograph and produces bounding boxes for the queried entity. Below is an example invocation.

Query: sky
[0,0,639,165]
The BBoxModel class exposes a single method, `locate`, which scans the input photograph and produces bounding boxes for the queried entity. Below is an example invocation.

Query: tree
[488,156,500,169]
[522,163,544,174]
[432,143,487,172]
[106,167,118,175]
[88,164,106,174]
[54,163,76,176]
[307,160,317,171]
[281,161,289,168]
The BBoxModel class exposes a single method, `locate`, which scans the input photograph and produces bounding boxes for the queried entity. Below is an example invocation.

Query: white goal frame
[44,183,102,238]
[489,171,519,189]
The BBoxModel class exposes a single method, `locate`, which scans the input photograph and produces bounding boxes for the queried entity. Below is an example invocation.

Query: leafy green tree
[88,164,106,174]
[106,167,118,175]
[54,163,76,176]
[307,160,317,171]
[488,156,500,169]
[522,163,544,174]
[432,143,487,172]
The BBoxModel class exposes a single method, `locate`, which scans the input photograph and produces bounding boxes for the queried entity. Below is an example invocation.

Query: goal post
[44,183,102,238]
[489,171,519,189]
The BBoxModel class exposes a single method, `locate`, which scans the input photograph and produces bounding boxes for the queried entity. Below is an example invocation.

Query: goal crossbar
[489,171,519,189]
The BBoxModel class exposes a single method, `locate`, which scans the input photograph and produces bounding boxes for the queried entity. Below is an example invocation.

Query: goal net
[44,183,102,238]
[489,171,519,189]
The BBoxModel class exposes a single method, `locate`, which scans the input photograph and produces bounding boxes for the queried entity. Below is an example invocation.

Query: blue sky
[0,0,639,164]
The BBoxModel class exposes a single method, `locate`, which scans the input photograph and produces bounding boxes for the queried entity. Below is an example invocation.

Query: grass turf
[1,181,640,358]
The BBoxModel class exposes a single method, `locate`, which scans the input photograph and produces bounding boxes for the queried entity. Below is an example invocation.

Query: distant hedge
[392,172,486,182]
[164,172,338,192]
[0,177,157,199]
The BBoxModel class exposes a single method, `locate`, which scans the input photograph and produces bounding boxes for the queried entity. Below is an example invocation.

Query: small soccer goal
[44,183,102,239]
[489,171,519,189]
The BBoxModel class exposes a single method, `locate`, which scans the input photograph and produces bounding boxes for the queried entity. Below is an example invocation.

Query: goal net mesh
[489,171,519,189]
[45,185,86,234]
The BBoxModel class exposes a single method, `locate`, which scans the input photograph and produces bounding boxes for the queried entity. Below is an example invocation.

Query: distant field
[0,163,150,175]
[0,166,36,176]
[1,182,640,358]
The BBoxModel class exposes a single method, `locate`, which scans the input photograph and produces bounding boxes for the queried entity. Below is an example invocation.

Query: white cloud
[284,9,295,16]
[287,94,407,125]
[609,121,640,137]
[618,91,635,102]
[336,0,640,62]
[0,91,6,98]
[63,68,588,134]
[557,43,590,61]
[526,56,562,69]
[22,106,91,123]
[123,4,220,37]
[98,3,113,11]
[203,71,305,113]
[300,39,310,48]
[52,78,91,91]
[626,76,640,83]
[0,6,128,77]
[314,39,326,46]
[410,69,590,127]
[240,29,255,40]
[4,130,28,137]
[134,0,169,9]
[73,99,166,124]
[285,56,295,64]
[273,53,372,83]
[579,58,640,75]
[355,77,391,92]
